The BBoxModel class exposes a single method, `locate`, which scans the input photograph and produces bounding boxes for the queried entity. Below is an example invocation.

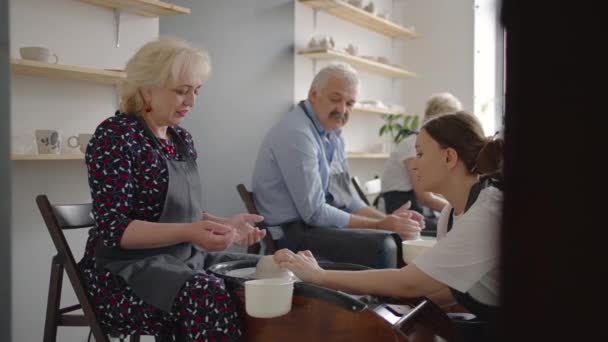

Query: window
[474,0,505,135]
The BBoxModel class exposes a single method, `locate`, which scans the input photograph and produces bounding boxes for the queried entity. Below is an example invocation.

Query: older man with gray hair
[251,63,424,268]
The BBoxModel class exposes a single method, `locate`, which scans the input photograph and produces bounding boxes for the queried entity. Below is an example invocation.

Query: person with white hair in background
[380,92,463,235]
[251,63,424,269]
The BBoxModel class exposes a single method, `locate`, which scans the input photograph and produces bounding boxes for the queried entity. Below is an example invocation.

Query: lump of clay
[255,255,293,279]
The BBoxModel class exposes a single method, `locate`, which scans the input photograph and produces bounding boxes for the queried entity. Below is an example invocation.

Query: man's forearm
[347,214,380,229]
[354,206,385,220]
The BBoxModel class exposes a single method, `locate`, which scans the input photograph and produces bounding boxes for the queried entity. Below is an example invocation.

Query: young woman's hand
[274,249,324,283]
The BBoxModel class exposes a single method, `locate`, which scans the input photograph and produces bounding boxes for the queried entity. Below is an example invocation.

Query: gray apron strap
[326,157,353,209]
[297,100,353,210]
[280,221,400,269]
[96,115,206,312]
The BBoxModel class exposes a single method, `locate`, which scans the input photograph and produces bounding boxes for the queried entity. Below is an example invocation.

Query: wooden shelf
[11,59,126,85]
[11,154,84,161]
[354,105,406,116]
[347,152,389,159]
[79,0,190,17]
[298,49,415,79]
[298,0,417,39]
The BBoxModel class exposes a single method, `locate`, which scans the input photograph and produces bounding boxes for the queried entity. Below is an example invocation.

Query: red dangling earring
[144,105,152,113]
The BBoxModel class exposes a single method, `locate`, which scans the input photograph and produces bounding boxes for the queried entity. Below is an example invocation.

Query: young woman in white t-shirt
[380,93,462,235]
[274,112,504,320]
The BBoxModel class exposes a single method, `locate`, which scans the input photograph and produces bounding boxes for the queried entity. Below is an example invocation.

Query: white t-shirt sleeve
[394,135,417,164]
[414,187,502,293]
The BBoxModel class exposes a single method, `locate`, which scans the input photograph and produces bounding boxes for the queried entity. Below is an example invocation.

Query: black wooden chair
[36,195,142,342]
[236,184,278,255]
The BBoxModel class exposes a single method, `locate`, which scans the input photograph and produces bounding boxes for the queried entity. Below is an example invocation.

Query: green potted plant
[378,114,420,145]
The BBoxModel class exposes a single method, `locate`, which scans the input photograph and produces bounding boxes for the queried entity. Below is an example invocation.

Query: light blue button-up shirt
[251,100,367,228]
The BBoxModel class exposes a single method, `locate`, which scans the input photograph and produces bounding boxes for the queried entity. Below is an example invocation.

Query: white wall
[474,0,504,135]
[160,0,295,218]
[10,0,157,340]
[401,0,475,115]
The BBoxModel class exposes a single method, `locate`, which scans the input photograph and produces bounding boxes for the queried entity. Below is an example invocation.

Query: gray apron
[325,143,352,210]
[95,117,208,312]
[277,103,401,269]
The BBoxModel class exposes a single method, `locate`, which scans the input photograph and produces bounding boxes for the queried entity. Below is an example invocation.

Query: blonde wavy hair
[119,37,211,115]
[424,92,463,120]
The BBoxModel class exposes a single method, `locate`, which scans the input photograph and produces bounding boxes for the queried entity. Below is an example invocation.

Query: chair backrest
[52,203,94,229]
[36,194,109,342]
[351,177,371,206]
[37,195,93,269]
[236,184,278,254]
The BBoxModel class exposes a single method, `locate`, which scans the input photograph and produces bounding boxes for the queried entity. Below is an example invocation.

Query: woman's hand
[203,212,266,247]
[228,225,266,247]
[274,249,324,283]
[187,220,236,252]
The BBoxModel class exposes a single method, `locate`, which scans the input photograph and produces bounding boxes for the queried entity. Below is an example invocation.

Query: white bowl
[402,239,436,264]
[245,278,294,318]
[255,255,294,279]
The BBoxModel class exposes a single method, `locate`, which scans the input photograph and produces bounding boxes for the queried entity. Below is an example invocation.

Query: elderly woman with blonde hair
[380,92,463,234]
[78,37,265,341]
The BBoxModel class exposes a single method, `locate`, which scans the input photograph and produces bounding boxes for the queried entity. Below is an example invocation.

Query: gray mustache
[329,111,348,119]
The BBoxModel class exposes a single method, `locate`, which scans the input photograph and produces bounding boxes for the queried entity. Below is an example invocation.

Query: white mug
[19,47,59,64]
[68,133,93,154]
[245,279,294,318]
[35,130,61,154]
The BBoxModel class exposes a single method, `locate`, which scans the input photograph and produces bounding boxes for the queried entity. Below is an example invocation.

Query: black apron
[95,116,208,312]
[446,175,501,341]
[277,102,402,269]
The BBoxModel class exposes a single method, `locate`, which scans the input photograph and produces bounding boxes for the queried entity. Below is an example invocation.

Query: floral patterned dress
[78,112,242,341]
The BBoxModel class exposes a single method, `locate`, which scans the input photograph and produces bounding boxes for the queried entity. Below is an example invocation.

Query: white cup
[68,133,93,154]
[35,130,61,154]
[402,239,437,264]
[19,46,59,64]
[245,279,294,318]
